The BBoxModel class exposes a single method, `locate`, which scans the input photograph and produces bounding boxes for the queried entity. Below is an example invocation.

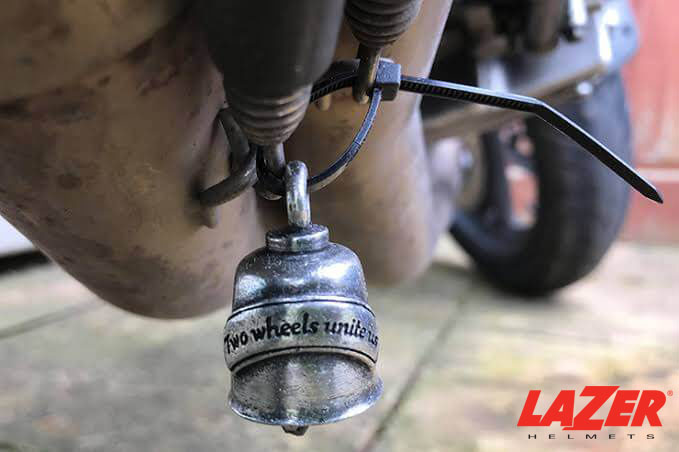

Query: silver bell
[224,161,382,434]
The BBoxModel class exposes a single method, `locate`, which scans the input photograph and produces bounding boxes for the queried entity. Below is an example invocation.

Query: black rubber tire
[451,72,632,295]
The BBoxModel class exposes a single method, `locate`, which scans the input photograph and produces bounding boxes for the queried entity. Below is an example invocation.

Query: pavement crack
[359,282,477,452]
[0,302,99,340]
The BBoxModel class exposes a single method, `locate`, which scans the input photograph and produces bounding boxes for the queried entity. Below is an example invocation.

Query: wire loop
[198,109,258,208]
[256,86,382,197]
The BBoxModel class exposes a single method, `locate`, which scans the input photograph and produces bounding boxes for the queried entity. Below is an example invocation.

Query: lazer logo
[518,386,667,430]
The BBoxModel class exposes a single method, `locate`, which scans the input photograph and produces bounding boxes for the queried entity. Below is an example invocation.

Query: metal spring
[345,0,423,48]
[225,85,312,146]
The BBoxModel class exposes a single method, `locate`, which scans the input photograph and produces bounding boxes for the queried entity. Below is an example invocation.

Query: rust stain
[126,40,153,65]
[129,13,196,97]
[0,98,30,118]
[48,22,71,40]
[0,85,97,124]
[0,121,54,190]
[57,173,83,190]
[138,65,180,96]
[13,1,69,43]
[96,75,111,87]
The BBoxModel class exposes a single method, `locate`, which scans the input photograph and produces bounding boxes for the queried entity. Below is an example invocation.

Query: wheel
[450,72,632,295]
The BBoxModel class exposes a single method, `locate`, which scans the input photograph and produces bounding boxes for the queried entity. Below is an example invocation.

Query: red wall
[622,0,679,242]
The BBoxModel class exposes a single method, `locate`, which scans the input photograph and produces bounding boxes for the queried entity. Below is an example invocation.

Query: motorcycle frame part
[0,14,280,318]
[0,0,186,103]
[198,0,345,146]
[353,45,383,104]
[345,0,423,103]
[199,0,344,98]
[424,0,638,140]
[255,59,399,199]
[0,1,454,317]
[282,0,456,286]
[566,0,590,41]
[524,0,568,53]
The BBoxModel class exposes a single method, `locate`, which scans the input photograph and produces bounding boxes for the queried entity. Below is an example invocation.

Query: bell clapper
[282,425,309,437]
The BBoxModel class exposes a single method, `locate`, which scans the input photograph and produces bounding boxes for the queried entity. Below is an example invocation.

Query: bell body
[224,224,382,428]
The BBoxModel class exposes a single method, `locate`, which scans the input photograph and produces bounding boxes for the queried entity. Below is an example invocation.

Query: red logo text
[518,386,666,430]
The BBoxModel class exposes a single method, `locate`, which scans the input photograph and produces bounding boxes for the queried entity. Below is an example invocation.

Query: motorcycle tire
[451,72,632,295]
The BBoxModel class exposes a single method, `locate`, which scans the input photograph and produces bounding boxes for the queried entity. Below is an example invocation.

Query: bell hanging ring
[224,160,382,435]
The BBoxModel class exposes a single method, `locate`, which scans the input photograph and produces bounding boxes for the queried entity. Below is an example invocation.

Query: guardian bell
[224,161,382,435]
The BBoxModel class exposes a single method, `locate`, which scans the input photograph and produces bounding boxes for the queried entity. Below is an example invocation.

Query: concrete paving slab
[0,260,468,451]
[371,243,679,452]
[0,264,97,333]
[2,240,678,451]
